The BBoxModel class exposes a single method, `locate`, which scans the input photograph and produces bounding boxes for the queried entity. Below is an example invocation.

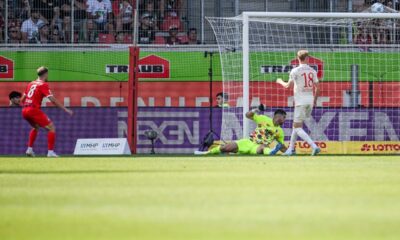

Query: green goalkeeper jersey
[250,114,285,145]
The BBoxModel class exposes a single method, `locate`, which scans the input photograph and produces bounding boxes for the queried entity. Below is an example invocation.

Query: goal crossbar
[241,12,400,19]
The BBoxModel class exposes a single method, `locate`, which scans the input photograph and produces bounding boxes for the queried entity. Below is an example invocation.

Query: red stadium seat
[161,18,183,31]
[154,36,166,44]
[99,33,115,44]
[124,34,133,44]
[178,35,188,44]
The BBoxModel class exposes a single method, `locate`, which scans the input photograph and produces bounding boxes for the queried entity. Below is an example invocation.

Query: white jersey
[288,64,319,106]
[87,0,112,24]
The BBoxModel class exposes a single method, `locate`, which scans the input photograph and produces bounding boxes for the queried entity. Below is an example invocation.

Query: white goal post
[207,12,400,152]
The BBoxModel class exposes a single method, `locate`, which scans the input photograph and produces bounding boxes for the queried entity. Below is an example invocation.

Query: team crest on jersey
[0,56,14,80]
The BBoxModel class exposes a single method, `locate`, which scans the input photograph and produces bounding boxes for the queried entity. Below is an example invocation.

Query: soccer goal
[207,12,400,154]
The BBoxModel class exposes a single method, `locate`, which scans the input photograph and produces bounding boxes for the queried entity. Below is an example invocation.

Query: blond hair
[297,50,309,61]
[37,66,48,77]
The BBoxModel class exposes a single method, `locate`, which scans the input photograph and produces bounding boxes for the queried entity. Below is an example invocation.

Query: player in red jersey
[20,67,73,157]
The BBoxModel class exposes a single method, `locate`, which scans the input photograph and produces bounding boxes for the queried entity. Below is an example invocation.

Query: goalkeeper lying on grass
[195,106,288,155]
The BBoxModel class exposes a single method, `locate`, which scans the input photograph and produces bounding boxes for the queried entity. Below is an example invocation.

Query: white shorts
[293,104,313,123]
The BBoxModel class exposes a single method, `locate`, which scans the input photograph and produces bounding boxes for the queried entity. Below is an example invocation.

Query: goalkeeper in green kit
[195,105,287,155]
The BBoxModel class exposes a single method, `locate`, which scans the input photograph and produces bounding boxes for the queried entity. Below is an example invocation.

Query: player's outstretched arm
[48,96,73,116]
[20,94,26,104]
[245,104,265,120]
[276,78,293,89]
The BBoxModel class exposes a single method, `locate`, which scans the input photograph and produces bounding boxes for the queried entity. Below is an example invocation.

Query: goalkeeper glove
[269,143,283,155]
[251,104,265,113]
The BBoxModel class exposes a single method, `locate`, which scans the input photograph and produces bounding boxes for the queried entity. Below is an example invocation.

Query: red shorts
[22,107,52,128]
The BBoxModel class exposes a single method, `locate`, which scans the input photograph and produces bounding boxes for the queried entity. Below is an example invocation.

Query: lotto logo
[361,143,400,152]
[296,141,327,149]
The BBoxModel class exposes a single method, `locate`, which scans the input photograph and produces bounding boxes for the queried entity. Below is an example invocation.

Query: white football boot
[47,151,59,158]
[26,148,36,157]
[194,150,208,155]
[282,149,296,156]
[311,147,321,156]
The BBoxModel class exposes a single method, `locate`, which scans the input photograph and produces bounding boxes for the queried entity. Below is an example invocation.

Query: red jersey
[23,80,53,109]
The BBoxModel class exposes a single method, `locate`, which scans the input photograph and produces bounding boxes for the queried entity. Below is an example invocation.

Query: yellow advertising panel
[211,141,399,155]
[289,141,399,155]
[291,141,344,155]
[343,141,400,154]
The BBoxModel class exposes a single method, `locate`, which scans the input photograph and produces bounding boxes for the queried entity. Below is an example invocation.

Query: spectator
[161,9,182,31]
[376,28,389,44]
[355,28,373,44]
[114,0,134,33]
[37,22,51,43]
[82,19,97,43]
[62,15,72,43]
[21,9,44,43]
[8,26,21,44]
[106,22,115,35]
[142,0,159,30]
[51,6,63,34]
[165,25,181,45]
[51,27,62,43]
[32,0,60,23]
[115,31,125,43]
[215,92,229,108]
[186,28,200,45]
[14,0,31,21]
[60,0,88,21]
[9,91,22,107]
[138,12,155,44]
[355,28,373,51]
[87,0,113,33]
[159,0,182,19]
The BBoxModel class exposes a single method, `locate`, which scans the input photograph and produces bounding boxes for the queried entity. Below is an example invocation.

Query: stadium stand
[3,0,398,45]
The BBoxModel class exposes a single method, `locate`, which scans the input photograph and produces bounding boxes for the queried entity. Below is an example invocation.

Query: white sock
[27,147,33,152]
[48,150,55,154]
[288,130,297,151]
[295,128,318,149]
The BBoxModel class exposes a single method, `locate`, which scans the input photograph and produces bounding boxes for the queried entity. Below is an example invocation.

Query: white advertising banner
[74,138,131,155]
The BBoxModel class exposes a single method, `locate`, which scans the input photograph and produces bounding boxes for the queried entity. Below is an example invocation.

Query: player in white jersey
[276,50,321,156]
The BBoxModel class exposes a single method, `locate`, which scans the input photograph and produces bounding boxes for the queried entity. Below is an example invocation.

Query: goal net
[207,12,400,153]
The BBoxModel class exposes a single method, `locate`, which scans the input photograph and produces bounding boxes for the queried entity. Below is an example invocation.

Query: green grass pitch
[1,156,399,240]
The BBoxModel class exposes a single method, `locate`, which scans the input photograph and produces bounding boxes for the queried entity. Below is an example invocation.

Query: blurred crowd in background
[354,0,399,45]
[0,0,198,44]
[0,0,399,45]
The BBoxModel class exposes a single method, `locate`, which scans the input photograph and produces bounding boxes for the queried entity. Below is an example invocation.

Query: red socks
[28,129,56,151]
[48,131,56,151]
[28,129,38,147]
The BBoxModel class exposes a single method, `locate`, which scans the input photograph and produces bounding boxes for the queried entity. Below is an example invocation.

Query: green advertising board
[0,50,399,82]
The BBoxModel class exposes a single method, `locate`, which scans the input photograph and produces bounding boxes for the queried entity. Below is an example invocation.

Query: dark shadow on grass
[0,169,194,175]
